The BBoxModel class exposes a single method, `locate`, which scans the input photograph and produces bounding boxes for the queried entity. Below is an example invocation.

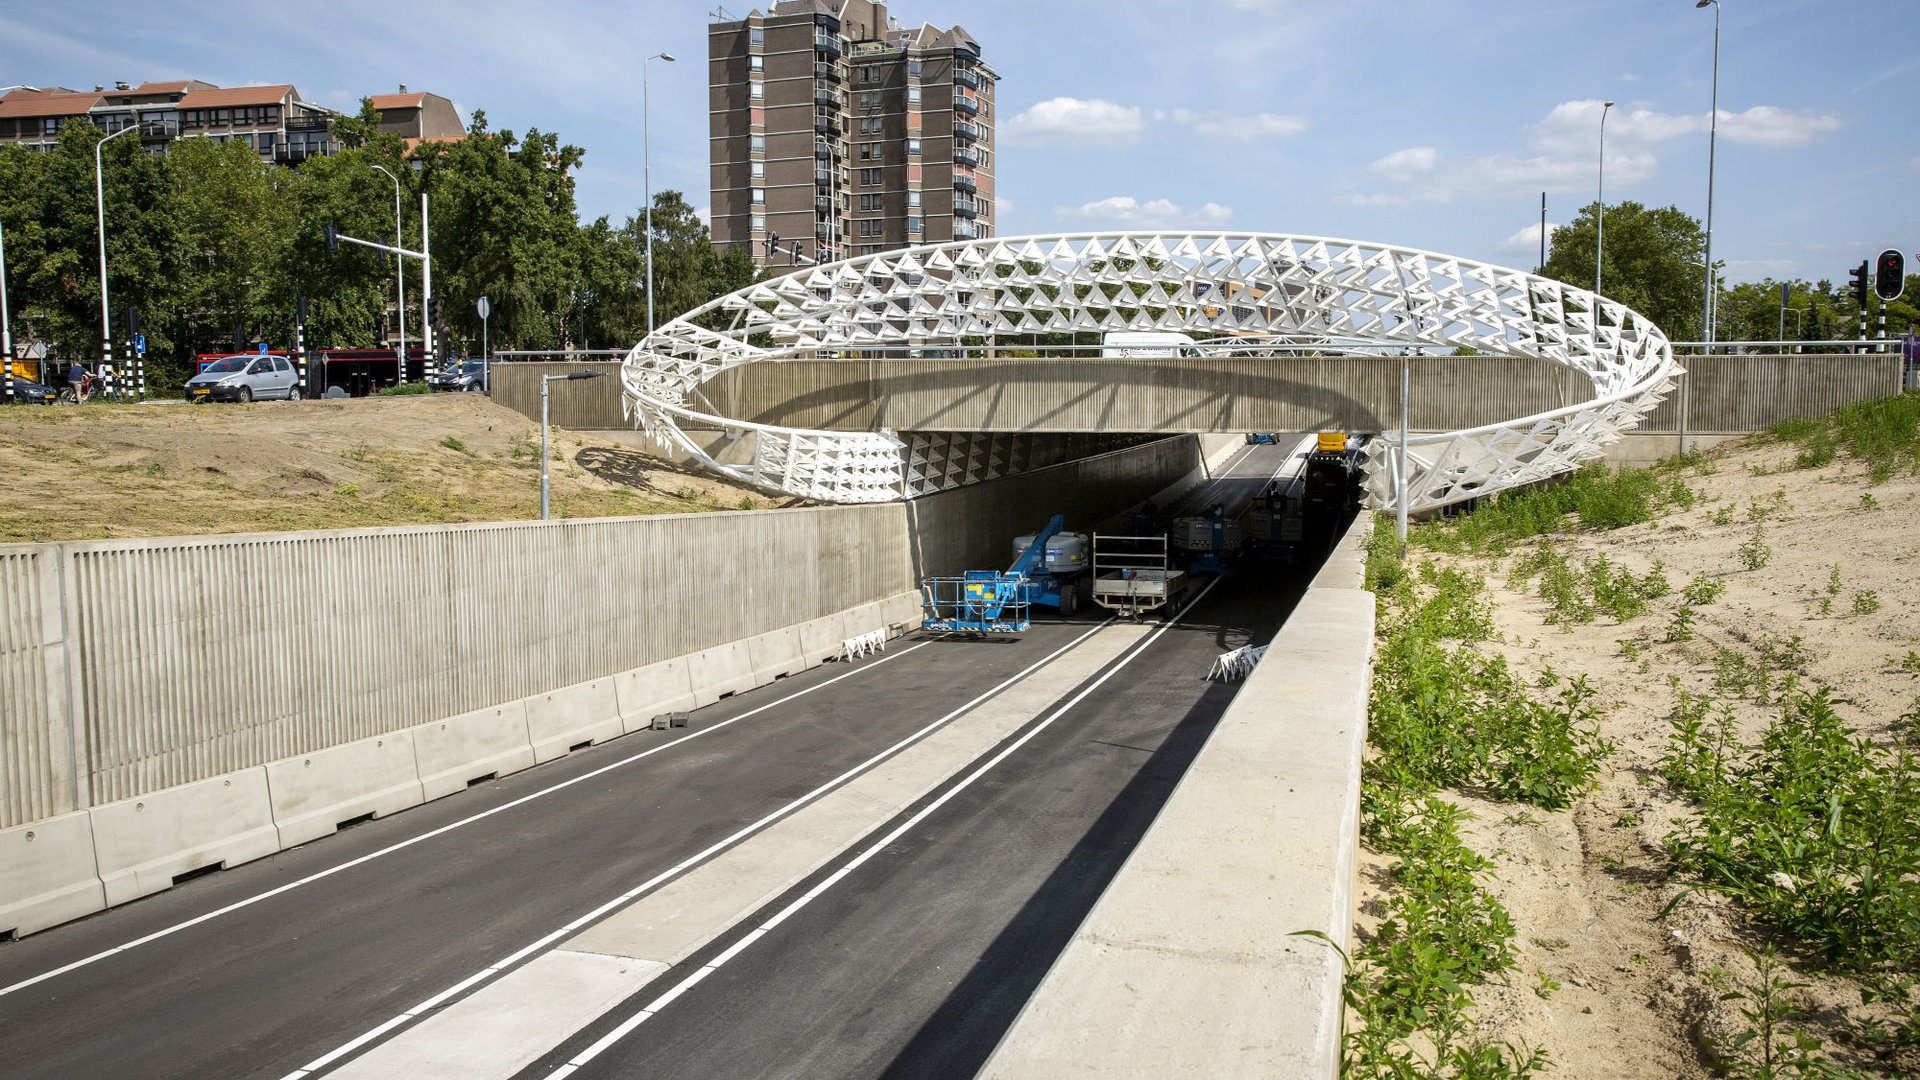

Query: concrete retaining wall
[984,515,1374,1078]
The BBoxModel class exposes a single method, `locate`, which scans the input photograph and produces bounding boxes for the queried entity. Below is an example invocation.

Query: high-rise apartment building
[708,0,996,271]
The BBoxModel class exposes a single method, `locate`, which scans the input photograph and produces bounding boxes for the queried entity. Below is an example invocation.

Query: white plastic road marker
[545,579,1220,1078]
[0,641,929,1001]
[286,620,1117,1079]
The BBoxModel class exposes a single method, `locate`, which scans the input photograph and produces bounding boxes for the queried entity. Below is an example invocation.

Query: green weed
[1685,575,1729,606]
[1739,525,1774,571]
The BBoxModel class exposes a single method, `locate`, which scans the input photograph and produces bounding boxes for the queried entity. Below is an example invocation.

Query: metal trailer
[1088,533,1188,619]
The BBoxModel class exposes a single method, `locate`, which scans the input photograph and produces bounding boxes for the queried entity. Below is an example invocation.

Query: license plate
[192,388,209,397]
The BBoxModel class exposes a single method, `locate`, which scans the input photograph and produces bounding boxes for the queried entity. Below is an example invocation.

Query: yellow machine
[1317,432,1349,453]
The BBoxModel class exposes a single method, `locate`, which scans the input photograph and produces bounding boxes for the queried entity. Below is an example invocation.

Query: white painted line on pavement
[0,642,929,1001]
[547,580,1221,1078]
[285,619,1116,1079]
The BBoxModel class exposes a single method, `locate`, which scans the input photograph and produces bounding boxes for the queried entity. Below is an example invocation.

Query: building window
[859,142,879,160]
[751,213,766,231]
[908,191,921,208]
[858,117,879,135]
[750,134,765,152]
[908,59,922,78]
[907,138,921,157]
[750,81,763,100]
[860,66,878,83]
[860,219,881,237]
[907,86,921,105]
[749,26,763,46]
[751,187,765,205]
[750,161,765,178]
[908,216,923,234]
[860,167,880,185]
[749,54,763,71]
[862,92,881,110]
[261,106,279,122]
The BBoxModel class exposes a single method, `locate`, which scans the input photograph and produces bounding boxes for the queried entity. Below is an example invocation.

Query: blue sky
[5,0,1915,287]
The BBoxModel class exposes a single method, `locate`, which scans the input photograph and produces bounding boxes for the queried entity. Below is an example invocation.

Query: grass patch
[1413,461,1694,557]
[1764,391,1920,484]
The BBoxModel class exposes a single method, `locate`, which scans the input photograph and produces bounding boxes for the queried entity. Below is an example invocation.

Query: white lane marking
[282,620,1116,1079]
[0,643,931,1000]
[547,581,1221,1078]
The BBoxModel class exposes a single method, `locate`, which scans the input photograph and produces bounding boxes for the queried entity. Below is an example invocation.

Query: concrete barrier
[413,703,537,802]
[89,769,282,908]
[0,812,105,938]
[265,732,427,849]
[614,656,698,734]
[744,626,808,686]
[524,678,624,764]
[687,641,757,706]
[983,516,1375,1079]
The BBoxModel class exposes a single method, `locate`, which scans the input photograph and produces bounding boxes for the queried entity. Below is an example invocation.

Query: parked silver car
[186,354,301,403]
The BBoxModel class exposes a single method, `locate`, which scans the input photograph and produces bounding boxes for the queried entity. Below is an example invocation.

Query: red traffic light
[1875,249,1905,302]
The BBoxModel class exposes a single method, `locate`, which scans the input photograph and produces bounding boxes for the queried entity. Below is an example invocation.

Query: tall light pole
[1697,0,1720,353]
[95,122,141,374]
[371,164,407,382]
[1596,100,1614,297]
[541,370,607,519]
[0,86,36,405]
[644,51,676,341]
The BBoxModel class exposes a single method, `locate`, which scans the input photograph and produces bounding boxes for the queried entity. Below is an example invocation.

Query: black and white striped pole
[94,124,139,382]
[294,293,309,398]
[1,215,12,406]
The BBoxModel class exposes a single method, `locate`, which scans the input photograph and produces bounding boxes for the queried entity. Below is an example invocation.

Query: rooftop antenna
[709,6,735,20]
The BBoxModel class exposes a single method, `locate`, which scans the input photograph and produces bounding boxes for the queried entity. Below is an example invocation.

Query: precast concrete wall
[0,506,909,827]
[902,435,1206,579]
[489,362,627,432]
[984,514,1375,1079]
[1638,353,1903,434]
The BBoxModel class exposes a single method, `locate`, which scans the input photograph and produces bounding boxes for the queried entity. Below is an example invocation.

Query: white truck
[1100,331,1209,358]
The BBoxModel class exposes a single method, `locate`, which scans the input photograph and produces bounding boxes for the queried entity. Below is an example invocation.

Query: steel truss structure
[619,233,1680,512]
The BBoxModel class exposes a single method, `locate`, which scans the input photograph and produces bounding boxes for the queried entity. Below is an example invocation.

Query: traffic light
[1848,260,1870,308]
[324,223,339,254]
[122,305,138,337]
[1875,249,1906,302]
[767,230,780,259]
[296,293,309,324]
[426,295,440,323]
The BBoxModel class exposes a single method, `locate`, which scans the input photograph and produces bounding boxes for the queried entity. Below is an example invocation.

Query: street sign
[475,295,491,320]
[258,342,269,354]
[135,334,146,355]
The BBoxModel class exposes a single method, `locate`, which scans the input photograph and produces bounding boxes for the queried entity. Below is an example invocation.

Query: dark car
[426,360,487,393]
[6,374,59,404]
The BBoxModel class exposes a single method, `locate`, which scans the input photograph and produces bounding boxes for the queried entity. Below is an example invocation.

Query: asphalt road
[530,565,1308,1080]
[0,619,1105,1080]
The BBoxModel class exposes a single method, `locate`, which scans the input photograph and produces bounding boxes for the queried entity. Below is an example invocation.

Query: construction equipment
[919,515,1088,634]
[1088,532,1187,619]
[1169,503,1244,576]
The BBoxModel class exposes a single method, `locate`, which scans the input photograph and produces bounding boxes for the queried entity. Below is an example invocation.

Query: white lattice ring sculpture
[619,233,1680,512]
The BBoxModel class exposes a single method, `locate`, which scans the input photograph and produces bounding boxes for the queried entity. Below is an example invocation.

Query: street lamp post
[1596,100,1614,297]
[1697,0,1721,352]
[371,164,407,383]
[541,370,608,520]
[644,51,677,341]
[95,122,141,384]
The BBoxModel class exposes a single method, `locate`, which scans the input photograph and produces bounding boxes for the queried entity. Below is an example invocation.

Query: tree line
[1539,201,1917,348]
[0,102,757,393]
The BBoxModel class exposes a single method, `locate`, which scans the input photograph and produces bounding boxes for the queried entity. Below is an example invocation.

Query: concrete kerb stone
[264,730,426,850]
[982,575,1374,1079]
[687,640,756,707]
[614,656,697,735]
[743,625,807,687]
[0,810,106,938]
[524,677,624,763]
[412,702,537,802]
[88,767,282,908]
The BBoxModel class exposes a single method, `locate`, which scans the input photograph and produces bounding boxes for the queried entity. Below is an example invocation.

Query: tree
[1541,201,1709,341]
[169,136,293,381]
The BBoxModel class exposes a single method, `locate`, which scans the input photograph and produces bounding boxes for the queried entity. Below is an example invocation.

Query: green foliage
[376,381,430,396]
[1704,949,1851,1080]
[1413,462,1687,556]
[1665,688,1920,973]
[1760,392,1920,484]
[1541,200,1709,340]
[1739,525,1774,571]
[1685,575,1729,605]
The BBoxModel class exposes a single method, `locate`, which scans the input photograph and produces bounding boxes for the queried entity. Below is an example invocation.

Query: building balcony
[815,167,834,184]
[953,120,980,143]
[815,86,841,108]
[814,61,840,82]
[814,35,840,58]
[954,93,978,116]
[953,172,976,194]
[954,220,978,241]
[954,145,980,167]
[954,197,979,219]
[816,195,834,214]
[815,220,834,239]
[814,140,840,161]
[954,67,979,90]
[286,114,331,132]
[814,113,838,135]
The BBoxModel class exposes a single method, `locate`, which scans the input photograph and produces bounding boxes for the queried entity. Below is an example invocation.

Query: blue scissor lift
[919,515,1081,634]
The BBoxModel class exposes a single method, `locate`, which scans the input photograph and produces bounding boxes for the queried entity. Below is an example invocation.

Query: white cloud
[1367,146,1436,180]
[1062,195,1233,228]
[694,205,710,227]
[1167,108,1308,142]
[1340,96,1841,208]
[1221,0,1289,10]
[1001,97,1144,146]
[1498,221,1558,254]
[1619,72,1641,84]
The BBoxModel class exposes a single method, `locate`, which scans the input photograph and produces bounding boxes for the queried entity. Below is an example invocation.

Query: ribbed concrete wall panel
[0,548,77,827]
[35,506,909,811]
[1637,354,1902,434]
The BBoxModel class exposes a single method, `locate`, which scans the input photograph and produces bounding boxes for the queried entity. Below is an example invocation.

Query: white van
[1101,331,1210,358]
